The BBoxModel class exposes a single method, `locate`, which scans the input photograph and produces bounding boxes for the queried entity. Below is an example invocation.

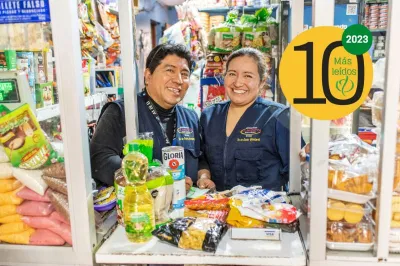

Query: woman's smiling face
[224,55,264,107]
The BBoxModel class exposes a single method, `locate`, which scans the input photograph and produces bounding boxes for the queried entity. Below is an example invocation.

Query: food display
[152,217,227,252]
[327,221,373,244]
[327,199,369,224]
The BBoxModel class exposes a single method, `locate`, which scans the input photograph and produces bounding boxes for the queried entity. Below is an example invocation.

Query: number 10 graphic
[293,41,365,106]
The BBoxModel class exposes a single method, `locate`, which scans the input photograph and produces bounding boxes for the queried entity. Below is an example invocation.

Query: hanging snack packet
[152,217,227,252]
[0,104,55,169]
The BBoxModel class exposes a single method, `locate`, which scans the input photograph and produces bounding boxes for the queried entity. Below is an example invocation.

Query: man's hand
[197,169,216,189]
[185,176,193,192]
[299,143,310,162]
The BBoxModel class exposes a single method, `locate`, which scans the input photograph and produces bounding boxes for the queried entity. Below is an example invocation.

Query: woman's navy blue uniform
[90,91,201,186]
[200,97,290,191]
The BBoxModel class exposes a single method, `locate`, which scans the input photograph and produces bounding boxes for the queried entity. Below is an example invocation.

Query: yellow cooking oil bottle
[122,143,155,243]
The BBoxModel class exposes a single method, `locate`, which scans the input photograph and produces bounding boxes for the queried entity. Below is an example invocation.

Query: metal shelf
[370,29,387,33]
[198,4,279,14]
[37,93,106,121]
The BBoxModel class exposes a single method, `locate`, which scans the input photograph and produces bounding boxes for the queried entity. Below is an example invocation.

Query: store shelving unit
[198,5,279,14]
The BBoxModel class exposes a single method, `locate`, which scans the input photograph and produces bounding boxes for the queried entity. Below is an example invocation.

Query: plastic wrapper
[0,104,56,169]
[94,21,114,49]
[202,85,226,108]
[328,159,373,195]
[0,163,13,179]
[235,201,298,224]
[16,201,54,217]
[232,189,289,205]
[152,217,227,252]
[50,211,70,225]
[0,187,24,205]
[147,166,174,226]
[0,205,17,218]
[327,199,369,224]
[0,228,35,244]
[0,222,31,235]
[43,163,66,179]
[48,221,72,245]
[211,11,241,53]
[371,91,384,127]
[0,178,22,193]
[326,220,373,243]
[42,176,68,195]
[29,229,65,246]
[48,189,70,222]
[328,134,378,162]
[17,187,51,202]
[185,198,230,211]
[21,216,61,229]
[184,208,229,223]
[13,168,47,196]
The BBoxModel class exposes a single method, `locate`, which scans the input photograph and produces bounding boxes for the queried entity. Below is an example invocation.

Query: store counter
[95,195,307,266]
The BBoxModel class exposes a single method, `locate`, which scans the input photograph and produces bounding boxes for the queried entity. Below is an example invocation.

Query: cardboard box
[35,82,54,108]
[231,228,281,241]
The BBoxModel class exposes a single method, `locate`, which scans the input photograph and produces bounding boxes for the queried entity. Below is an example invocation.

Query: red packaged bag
[185,198,230,211]
[16,201,55,216]
[17,187,51,202]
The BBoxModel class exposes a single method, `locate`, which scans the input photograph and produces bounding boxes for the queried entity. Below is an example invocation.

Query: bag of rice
[0,104,56,169]
[48,189,70,222]
[13,168,47,196]
[43,163,66,179]
[16,201,54,216]
[0,204,17,218]
[17,187,51,202]
[42,175,67,195]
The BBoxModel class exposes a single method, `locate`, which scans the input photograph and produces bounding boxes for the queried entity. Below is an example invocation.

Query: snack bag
[0,187,24,205]
[146,166,174,227]
[227,199,271,228]
[184,208,229,223]
[213,10,241,53]
[185,198,230,211]
[203,85,226,108]
[0,204,17,218]
[0,178,22,193]
[0,104,55,169]
[152,217,227,252]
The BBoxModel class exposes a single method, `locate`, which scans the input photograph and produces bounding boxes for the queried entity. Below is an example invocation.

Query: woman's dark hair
[146,43,192,74]
[225,47,267,81]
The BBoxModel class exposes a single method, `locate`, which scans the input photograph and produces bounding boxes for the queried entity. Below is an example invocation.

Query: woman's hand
[197,169,216,189]
[185,176,193,192]
[299,143,310,162]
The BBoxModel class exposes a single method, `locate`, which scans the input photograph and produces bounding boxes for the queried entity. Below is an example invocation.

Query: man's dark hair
[225,47,267,82]
[146,43,192,74]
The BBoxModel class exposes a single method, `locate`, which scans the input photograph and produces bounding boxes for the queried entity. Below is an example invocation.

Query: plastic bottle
[122,143,155,243]
[97,46,106,69]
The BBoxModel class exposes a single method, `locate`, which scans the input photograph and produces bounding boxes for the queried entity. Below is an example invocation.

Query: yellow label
[279,26,373,120]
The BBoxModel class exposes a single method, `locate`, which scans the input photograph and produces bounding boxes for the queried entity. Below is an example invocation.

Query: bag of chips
[152,217,227,252]
[0,104,56,169]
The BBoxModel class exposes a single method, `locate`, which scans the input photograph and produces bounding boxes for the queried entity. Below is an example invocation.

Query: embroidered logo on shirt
[240,127,261,137]
[238,127,261,142]
[177,127,195,141]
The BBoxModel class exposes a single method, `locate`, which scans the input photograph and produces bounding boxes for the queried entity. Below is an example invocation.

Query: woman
[197,48,290,191]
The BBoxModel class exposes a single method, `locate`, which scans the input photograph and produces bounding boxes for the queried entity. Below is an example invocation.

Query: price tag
[279,25,373,120]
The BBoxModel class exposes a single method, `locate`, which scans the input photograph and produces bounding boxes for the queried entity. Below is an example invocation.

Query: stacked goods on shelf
[161,4,208,63]
[371,36,386,60]
[199,12,211,33]
[0,24,46,52]
[363,2,388,30]
[325,135,378,251]
[78,0,120,67]
[0,104,71,246]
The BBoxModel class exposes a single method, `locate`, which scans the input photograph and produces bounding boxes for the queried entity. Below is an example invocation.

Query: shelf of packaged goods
[96,225,306,266]
[37,93,106,122]
[366,1,388,4]
[0,245,76,266]
[198,4,279,14]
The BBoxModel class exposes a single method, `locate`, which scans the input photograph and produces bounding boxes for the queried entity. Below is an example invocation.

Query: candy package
[152,217,227,252]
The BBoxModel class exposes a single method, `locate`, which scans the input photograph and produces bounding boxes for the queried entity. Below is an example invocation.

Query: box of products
[231,227,281,241]
[35,82,54,108]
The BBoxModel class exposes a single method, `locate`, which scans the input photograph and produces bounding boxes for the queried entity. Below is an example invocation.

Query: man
[90,44,200,190]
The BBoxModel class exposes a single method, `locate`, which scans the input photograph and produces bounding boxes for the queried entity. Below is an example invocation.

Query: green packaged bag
[0,104,55,169]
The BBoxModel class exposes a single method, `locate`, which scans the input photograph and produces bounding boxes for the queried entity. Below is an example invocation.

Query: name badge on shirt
[237,127,261,142]
[177,127,195,141]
